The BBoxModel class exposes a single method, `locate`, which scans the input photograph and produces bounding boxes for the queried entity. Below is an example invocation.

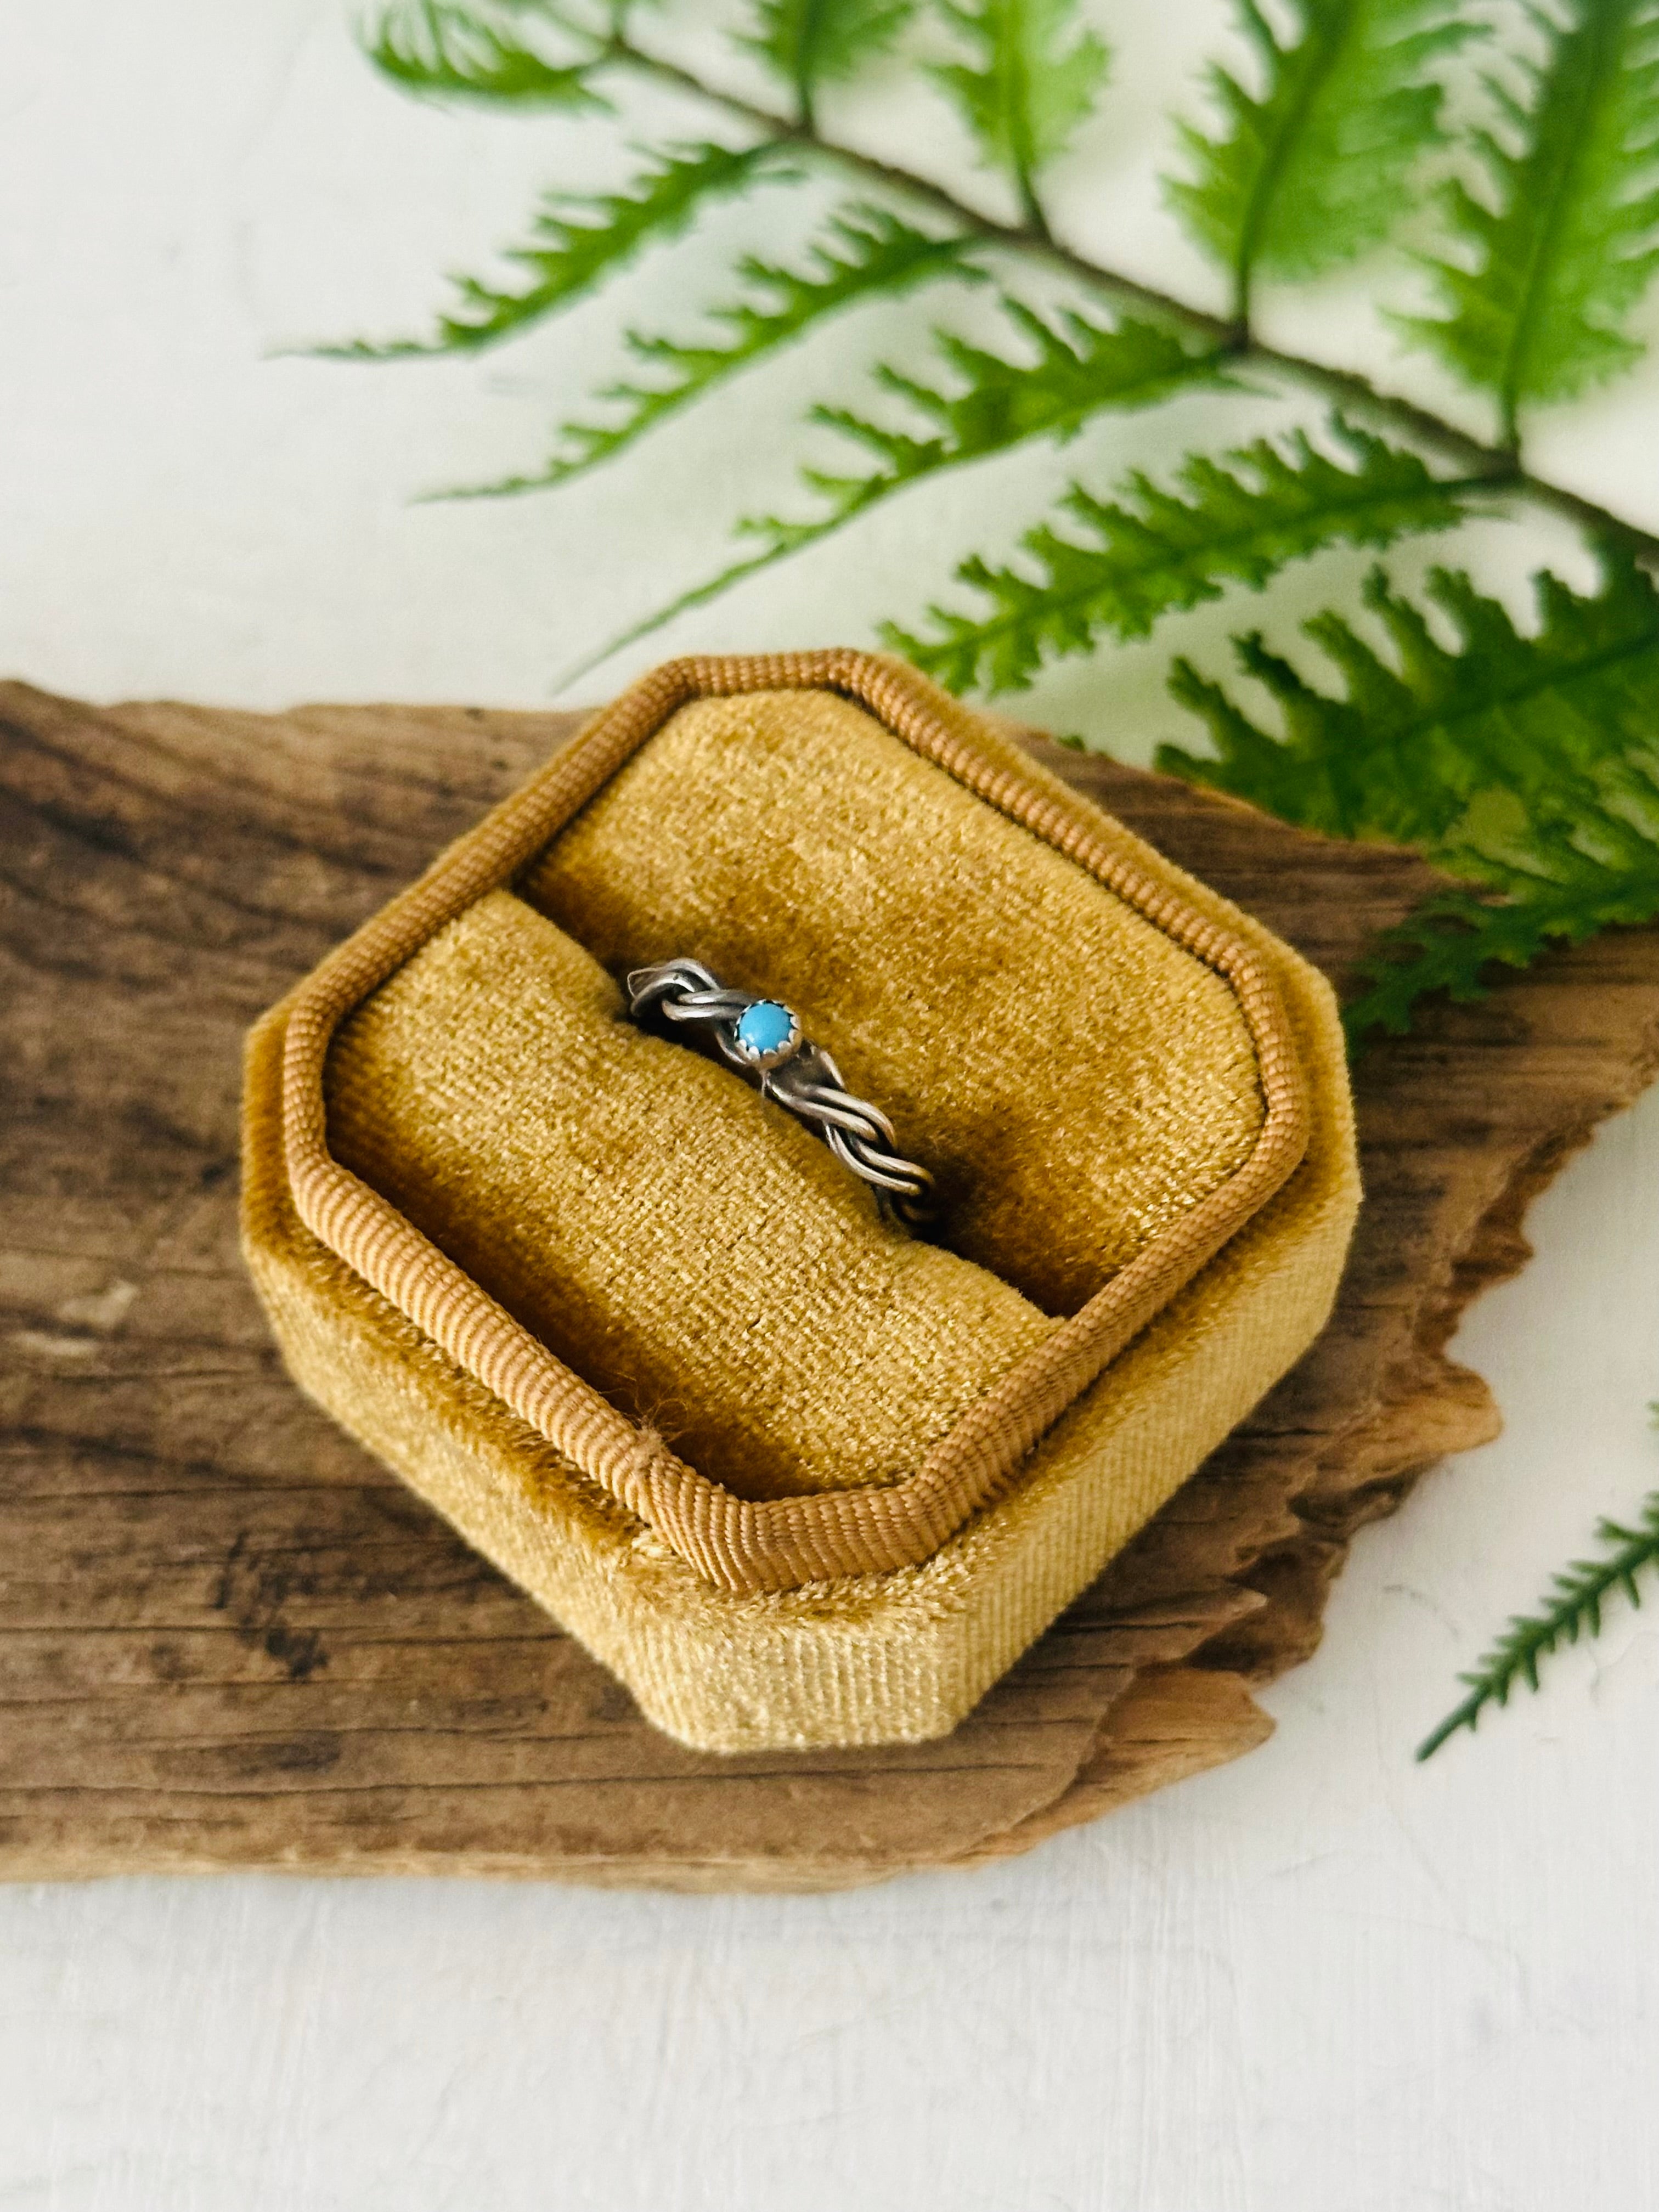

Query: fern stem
[1006,56,1048,242]
[1016,162,1050,243]
[1223,0,1350,340]
[793,3,817,133]
[1494,0,1621,460]
[596,26,1659,567]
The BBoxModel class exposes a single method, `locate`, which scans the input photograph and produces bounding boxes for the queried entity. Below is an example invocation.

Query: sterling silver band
[625,958,935,1226]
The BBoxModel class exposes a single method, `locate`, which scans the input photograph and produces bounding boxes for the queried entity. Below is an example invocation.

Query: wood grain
[4,681,1657,1891]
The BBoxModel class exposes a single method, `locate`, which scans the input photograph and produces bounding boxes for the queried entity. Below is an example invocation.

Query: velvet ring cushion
[244,651,1359,1750]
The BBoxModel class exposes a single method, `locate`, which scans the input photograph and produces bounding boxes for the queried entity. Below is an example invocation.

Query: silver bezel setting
[729,1002,803,1073]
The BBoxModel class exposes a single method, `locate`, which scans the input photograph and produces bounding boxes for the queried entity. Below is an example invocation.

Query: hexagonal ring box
[242,652,1359,1752]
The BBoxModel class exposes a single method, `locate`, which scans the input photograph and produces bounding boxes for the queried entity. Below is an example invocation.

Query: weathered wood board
[4,682,1657,1889]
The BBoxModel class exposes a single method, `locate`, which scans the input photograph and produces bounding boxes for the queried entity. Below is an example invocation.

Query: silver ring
[625,958,935,1226]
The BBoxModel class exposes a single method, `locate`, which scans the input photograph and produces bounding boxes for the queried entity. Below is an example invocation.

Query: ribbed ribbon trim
[281,651,1310,1593]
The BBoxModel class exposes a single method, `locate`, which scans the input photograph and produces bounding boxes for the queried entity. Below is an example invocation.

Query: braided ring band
[625,958,936,1226]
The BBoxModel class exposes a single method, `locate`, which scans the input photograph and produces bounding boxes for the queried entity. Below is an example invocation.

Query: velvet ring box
[242,652,1360,1752]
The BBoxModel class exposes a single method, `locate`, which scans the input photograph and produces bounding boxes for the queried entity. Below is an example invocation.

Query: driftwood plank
[3,682,1657,1891]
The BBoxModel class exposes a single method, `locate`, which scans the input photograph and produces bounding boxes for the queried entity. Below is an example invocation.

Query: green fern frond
[572,303,1224,677]
[1162,556,1659,1037]
[323,140,783,359]
[1417,1485,1659,1759]
[745,0,916,127]
[886,416,1483,693]
[1405,0,1659,442]
[366,0,607,110]
[1167,0,1472,320]
[449,207,979,494]
[932,0,1109,223]
[1347,803,1659,1035]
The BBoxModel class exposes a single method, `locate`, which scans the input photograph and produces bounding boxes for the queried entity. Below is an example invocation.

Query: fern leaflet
[323,140,783,359]
[1167,0,1471,320]
[572,303,1226,676]
[932,0,1109,221]
[1417,1485,1659,1759]
[1406,0,1659,441]
[1163,557,1659,843]
[745,0,916,127]
[367,1,607,110]
[1162,556,1659,1039]
[886,417,1482,693]
[449,207,978,494]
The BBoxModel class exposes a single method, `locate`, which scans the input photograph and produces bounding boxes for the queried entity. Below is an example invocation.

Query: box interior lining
[326,889,1063,1503]
[325,687,1271,1503]
[519,689,1267,1319]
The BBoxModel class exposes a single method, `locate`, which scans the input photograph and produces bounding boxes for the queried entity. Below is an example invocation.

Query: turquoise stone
[736,1000,796,1059]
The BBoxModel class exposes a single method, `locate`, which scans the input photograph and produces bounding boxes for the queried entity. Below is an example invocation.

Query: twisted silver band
[625,958,935,1226]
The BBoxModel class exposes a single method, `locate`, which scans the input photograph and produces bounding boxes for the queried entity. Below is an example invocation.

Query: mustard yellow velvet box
[241,651,1359,1752]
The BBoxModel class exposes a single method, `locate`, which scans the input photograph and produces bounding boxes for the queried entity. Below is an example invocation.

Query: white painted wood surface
[2,6,1656,2205]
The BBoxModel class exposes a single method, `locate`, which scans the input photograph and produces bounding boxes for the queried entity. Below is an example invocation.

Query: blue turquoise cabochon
[736,1000,796,1058]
